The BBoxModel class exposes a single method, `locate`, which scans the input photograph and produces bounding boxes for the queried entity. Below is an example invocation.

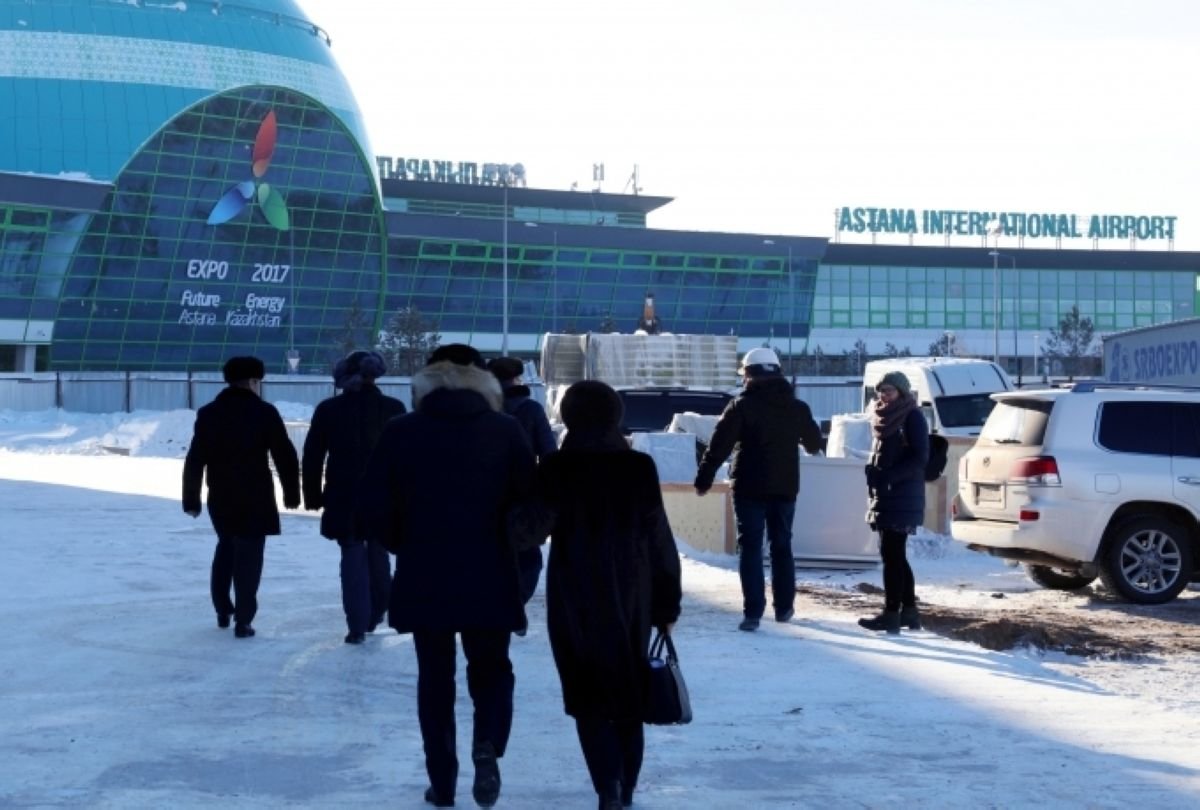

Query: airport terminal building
[2,0,1198,375]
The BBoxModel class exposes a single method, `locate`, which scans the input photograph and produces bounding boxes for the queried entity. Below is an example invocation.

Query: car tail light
[1010,456,1061,486]
[1019,509,1040,521]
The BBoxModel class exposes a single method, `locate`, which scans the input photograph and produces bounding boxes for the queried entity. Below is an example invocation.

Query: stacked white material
[826,412,874,459]
[667,412,721,445]
[630,432,699,483]
[540,333,738,389]
[587,333,738,388]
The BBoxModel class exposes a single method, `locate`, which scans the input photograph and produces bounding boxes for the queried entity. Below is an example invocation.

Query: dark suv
[952,382,1200,604]
[615,387,734,434]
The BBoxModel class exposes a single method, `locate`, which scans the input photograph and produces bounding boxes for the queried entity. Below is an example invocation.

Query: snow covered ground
[3,406,1200,808]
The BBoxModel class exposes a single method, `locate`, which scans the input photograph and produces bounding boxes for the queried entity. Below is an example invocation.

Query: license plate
[976,484,1002,504]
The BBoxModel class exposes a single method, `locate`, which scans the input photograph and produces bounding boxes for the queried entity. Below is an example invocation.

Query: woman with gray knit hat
[859,370,930,634]
[302,350,406,644]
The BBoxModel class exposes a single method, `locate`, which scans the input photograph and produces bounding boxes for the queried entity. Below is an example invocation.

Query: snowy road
[3,450,1200,808]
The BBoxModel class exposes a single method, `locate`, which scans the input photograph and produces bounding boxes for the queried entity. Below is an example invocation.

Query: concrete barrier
[660,456,879,567]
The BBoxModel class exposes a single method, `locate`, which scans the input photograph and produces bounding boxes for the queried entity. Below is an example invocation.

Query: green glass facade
[812,263,1193,333]
[47,86,384,371]
[381,231,818,343]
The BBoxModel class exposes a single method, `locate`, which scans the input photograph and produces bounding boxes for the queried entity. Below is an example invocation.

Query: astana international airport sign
[836,206,1178,242]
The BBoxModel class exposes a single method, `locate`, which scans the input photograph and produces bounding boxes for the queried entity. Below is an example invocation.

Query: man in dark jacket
[183,356,301,638]
[694,348,822,632]
[487,356,556,620]
[302,350,406,644]
[357,344,535,809]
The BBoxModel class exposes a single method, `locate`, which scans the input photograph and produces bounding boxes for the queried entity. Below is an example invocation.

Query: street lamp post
[524,221,558,333]
[990,248,999,365]
[787,246,794,383]
[501,182,509,356]
[990,251,1018,382]
[1033,332,1040,384]
[763,239,794,381]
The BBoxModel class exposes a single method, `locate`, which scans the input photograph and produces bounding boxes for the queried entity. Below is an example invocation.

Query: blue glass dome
[0,0,370,181]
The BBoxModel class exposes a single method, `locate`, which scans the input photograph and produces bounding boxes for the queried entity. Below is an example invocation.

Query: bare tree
[1044,305,1097,380]
[376,306,442,376]
[928,334,953,356]
[841,338,869,375]
[328,299,373,363]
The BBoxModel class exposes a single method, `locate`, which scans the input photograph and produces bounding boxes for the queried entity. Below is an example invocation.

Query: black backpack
[925,434,949,482]
[900,424,949,482]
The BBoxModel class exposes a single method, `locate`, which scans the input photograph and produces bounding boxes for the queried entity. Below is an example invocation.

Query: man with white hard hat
[694,347,822,631]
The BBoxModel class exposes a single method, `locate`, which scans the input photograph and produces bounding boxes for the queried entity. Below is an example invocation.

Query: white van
[862,357,1014,437]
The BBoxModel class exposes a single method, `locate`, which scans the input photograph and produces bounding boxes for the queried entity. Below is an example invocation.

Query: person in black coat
[302,350,406,644]
[694,348,822,631]
[182,356,300,638]
[357,344,535,809]
[859,371,930,635]
[487,356,556,620]
[528,380,683,810]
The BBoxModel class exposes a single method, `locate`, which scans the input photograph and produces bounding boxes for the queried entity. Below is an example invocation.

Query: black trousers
[574,717,644,803]
[210,533,266,627]
[879,528,916,611]
[412,629,515,800]
[337,538,391,634]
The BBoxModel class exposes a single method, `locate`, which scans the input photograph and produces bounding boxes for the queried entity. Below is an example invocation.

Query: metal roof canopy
[381,178,673,216]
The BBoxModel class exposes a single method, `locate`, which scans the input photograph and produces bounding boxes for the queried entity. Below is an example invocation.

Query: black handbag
[643,629,692,725]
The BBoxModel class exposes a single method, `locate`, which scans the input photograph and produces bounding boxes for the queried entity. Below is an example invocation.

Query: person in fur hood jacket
[357,344,535,809]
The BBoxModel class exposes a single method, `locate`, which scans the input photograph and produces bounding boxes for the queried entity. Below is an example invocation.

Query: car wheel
[1024,564,1096,591]
[1098,516,1195,604]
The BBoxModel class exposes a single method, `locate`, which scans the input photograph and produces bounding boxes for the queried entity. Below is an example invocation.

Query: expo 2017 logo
[207,110,290,231]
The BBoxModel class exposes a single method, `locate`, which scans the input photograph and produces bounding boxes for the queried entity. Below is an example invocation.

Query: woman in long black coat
[302,350,406,644]
[532,380,682,810]
[859,370,929,635]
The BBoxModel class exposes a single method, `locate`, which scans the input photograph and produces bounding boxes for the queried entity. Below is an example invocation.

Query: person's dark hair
[487,356,525,384]
[560,380,624,433]
[333,350,387,391]
[427,343,485,369]
[222,356,265,383]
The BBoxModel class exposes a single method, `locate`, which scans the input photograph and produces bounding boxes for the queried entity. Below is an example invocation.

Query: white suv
[951,382,1200,604]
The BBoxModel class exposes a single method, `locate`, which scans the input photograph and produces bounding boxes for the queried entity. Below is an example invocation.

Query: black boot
[900,605,922,631]
[599,780,623,809]
[471,741,501,807]
[234,624,255,638]
[857,610,901,634]
[424,786,454,807]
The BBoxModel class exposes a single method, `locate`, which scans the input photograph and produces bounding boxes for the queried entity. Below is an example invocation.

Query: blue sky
[297,0,1200,250]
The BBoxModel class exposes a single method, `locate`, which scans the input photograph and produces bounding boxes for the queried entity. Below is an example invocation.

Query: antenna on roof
[622,164,642,195]
[592,162,604,192]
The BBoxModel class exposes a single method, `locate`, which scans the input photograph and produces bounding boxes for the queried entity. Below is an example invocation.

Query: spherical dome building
[1,0,389,372]
[0,0,372,179]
